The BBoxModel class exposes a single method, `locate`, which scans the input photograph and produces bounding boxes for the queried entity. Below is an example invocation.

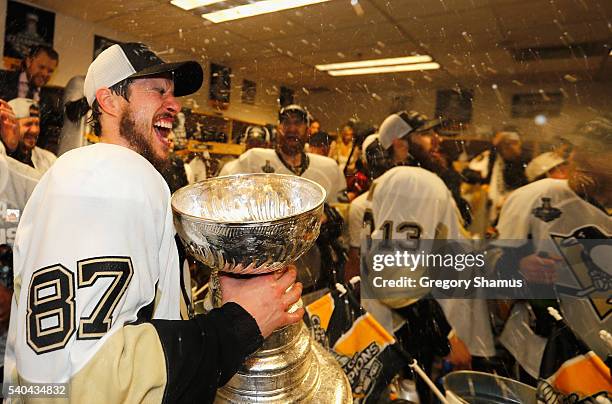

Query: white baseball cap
[8,98,39,119]
[378,114,412,150]
[526,152,566,181]
[378,111,441,150]
[84,42,203,106]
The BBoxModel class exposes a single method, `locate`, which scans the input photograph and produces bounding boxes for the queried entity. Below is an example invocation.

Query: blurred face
[547,162,570,180]
[278,113,308,156]
[391,137,410,163]
[25,52,58,88]
[409,130,445,171]
[411,130,441,156]
[570,148,612,206]
[18,116,40,151]
[498,139,522,161]
[341,126,354,144]
[118,77,180,171]
[310,121,320,135]
[0,103,19,152]
[392,130,444,171]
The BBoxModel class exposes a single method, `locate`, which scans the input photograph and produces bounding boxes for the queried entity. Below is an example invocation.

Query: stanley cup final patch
[261,160,275,173]
[533,197,562,223]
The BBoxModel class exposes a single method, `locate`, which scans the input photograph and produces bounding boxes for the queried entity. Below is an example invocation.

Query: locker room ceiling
[29,0,612,94]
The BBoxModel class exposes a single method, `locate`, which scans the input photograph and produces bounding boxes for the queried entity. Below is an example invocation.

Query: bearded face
[117,77,179,172]
[398,131,447,173]
[278,113,309,156]
[119,104,170,172]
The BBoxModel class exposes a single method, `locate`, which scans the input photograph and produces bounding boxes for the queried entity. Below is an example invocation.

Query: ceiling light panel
[202,0,332,23]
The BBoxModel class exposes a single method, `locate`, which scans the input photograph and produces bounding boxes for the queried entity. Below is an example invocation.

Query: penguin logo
[261,160,275,173]
[551,226,611,321]
[533,197,562,223]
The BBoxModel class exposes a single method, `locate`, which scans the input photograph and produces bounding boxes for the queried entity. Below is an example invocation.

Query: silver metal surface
[175,173,350,403]
[215,321,351,403]
[442,371,537,404]
[172,173,326,274]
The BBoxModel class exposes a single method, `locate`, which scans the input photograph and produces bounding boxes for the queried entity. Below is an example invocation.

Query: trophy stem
[216,314,351,403]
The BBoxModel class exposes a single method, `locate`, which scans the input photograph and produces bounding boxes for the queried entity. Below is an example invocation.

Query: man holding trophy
[5,43,304,402]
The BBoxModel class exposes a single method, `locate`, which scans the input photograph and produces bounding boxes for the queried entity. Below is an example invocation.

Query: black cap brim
[414,118,442,133]
[130,61,203,97]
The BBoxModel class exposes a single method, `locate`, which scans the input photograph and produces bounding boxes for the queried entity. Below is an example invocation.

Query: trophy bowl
[172,173,326,275]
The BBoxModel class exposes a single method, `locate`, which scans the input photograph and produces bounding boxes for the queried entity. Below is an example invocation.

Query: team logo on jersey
[533,197,562,223]
[261,160,275,173]
[5,208,20,223]
[551,226,611,321]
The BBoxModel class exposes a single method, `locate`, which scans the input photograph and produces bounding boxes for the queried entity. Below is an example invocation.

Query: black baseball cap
[398,110,442,134]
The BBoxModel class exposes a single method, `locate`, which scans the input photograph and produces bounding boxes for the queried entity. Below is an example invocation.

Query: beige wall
[296,80,612,142]
[0,1,279,126]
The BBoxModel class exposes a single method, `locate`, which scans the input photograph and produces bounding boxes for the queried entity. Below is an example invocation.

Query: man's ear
[95,88,123,118]
[391,137,405,149]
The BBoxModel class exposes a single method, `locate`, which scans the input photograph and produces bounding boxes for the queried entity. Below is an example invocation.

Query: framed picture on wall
[435,89,473,125]
[209,63,231,103]
[390,95,413,114]
[3,0,56,70]
[241,79,256,105]
[93,35,122,60]
[511,92,562,118]
[279,86,294,107]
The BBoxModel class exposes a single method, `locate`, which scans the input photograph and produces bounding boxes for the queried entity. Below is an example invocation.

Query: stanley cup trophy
[172,173,352,403]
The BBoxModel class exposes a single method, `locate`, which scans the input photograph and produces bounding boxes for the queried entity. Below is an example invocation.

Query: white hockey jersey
[0,154,38,247]
[218,148,346,203]
[348,192,370,248]
[5,143,182,400]
[497,178,611,361]
[362,166,494,356]
[30,146,57,174]
[0,153,39,369]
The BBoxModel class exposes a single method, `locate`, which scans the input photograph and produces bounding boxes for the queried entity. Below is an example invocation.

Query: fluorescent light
[171,0,224,11]
[327,62,441,76]
[316,55,433,71]
[202,0,331,23]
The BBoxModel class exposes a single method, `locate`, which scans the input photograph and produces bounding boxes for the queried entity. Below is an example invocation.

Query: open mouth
[153,118,173,147]
[24,134,38,144]
[285,135,302,144]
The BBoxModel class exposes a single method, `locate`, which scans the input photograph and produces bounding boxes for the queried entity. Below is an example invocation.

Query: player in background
[345,134,387,282]
[359,112,498,402]
[219,104,346,203]
[7,98,57,174]
[0,105,39,382]
[362,164,478,403]
[494,116,611,381]
[5,43,303,402]
[378,111,472,227]
[218,125,272,176]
